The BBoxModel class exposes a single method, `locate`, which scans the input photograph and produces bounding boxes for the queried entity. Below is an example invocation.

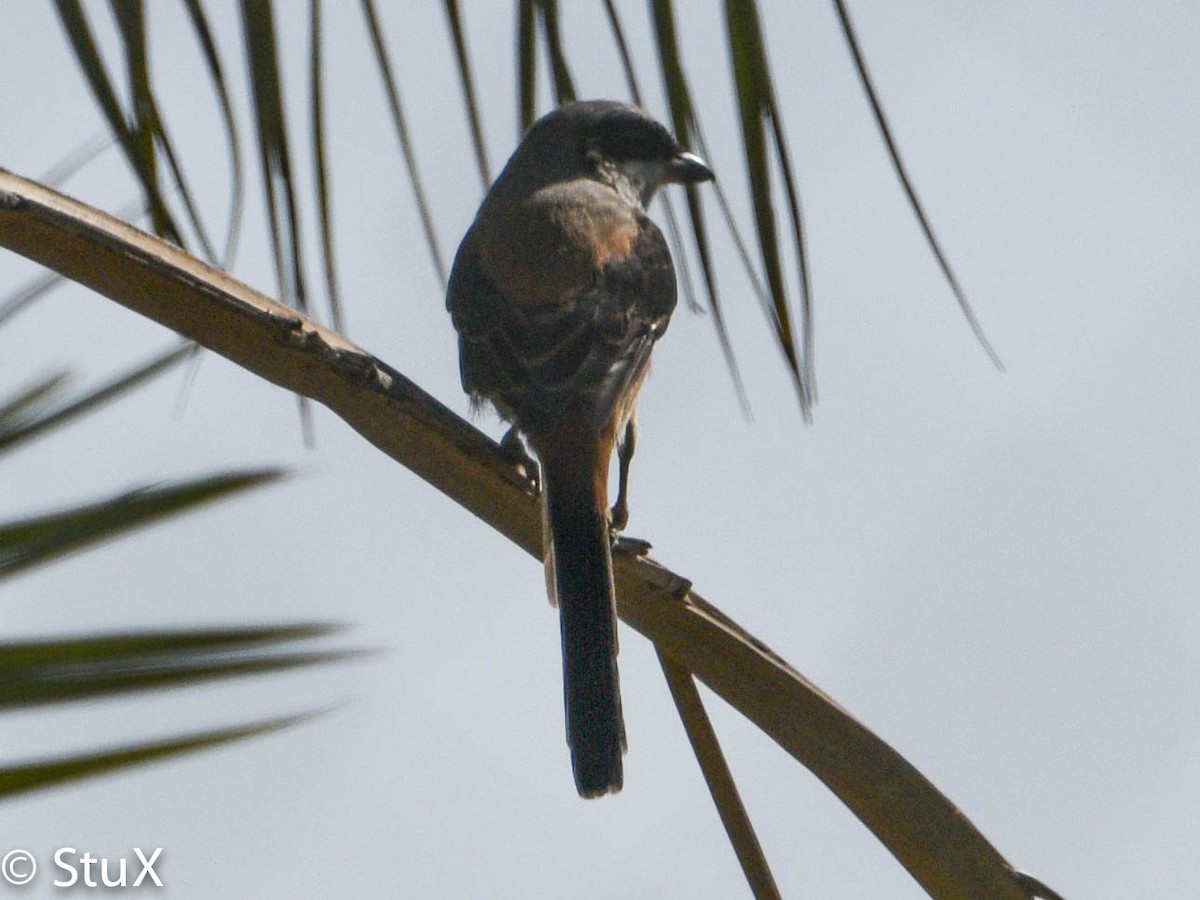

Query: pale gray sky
[2,2,1198,897]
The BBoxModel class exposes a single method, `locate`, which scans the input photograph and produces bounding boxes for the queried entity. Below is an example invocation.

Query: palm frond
[308,0,343,333]
[725,2,815,418]
[110,0,219,261]
[37,131,113,188]
[0,469,285,581]
[53,0,183,246]
[180,0,246,266]
[359,0,447,285]
[0,343,193,457]
[0,624,355,709]
[0,270,61,328]
[238,0,308,312]
[534,0,576,106]
[0,712,322,800]
[832,0,1003,368]
[651,0,753,414]
[517,0,536,131]
[442,0,492,188]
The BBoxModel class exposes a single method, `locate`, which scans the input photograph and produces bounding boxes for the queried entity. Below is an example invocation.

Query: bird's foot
[609,497,629,533]
[500,426,540,493]
[612,533,652,557]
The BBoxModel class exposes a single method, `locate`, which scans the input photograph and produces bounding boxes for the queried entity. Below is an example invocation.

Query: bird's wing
[446,215,676,437]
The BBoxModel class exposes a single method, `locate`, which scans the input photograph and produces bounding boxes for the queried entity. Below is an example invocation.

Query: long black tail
[542,449,625,797]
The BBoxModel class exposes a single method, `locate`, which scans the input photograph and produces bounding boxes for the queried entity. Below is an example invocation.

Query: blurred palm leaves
[47,1,995,423]
[0,342,354,797]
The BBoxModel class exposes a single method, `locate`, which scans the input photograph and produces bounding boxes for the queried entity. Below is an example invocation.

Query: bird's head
[513,100,714,210]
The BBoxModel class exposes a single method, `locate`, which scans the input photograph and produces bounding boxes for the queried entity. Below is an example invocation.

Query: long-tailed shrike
[447,100,713,797]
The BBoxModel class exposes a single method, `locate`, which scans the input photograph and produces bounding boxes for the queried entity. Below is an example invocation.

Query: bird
[446,100,713,797]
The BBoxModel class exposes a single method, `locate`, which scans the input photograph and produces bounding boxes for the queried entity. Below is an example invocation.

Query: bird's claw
[612,533,652,557]
[500,426,540,494]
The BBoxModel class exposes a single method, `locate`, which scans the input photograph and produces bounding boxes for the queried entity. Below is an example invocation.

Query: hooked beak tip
[668,150,714,184]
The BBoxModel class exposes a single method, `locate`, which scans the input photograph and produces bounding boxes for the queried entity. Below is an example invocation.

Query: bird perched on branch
[447,100,713,797]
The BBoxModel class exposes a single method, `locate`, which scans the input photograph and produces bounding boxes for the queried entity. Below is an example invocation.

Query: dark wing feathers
[447,216,676,436]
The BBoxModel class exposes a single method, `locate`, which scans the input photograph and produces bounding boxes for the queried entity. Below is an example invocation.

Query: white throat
[604,159,669,210]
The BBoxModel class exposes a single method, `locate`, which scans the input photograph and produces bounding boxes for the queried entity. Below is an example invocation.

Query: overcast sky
[2,2,1198,897]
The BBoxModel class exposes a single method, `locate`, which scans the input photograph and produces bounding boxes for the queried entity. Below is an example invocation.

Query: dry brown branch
[659,650,779,899]
[0,168,1046,900]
